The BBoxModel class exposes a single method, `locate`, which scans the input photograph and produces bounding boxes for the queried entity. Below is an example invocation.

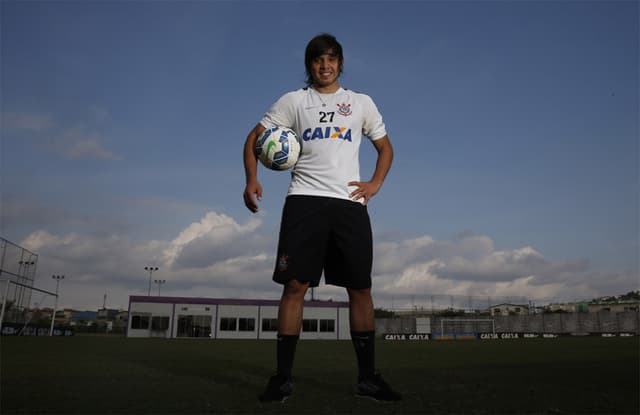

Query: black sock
[351,330,376,379]
[276,334,299,379]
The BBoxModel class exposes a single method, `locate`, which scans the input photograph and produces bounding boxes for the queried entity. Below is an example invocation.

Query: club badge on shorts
[278,254,289,272]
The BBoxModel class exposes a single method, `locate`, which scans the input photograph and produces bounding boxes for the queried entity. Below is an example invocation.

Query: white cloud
[162,212,263,269]
[1,111,54,131]
[1,110,122,161]
[16,212,638,310]
[18,211,275,308]
[371,233,621,310]
[58,127,122,160]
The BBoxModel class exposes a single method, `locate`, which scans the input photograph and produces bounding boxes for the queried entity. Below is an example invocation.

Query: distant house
[589,302,639,313]
[54,308,74,323]
[71,310,98,322]
[97,308,119,320]
[546,303,577,313]
[489,303,529,316]
[115,310,128,323]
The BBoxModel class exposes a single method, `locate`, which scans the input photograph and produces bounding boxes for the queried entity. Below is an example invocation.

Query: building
[546,303,577,313]
[588,301,639,313]
[97,308,119,321]
[127,296,351,340]
[489,303,530,316]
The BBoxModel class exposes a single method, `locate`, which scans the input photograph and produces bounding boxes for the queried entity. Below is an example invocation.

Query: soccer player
[242,33,400,403]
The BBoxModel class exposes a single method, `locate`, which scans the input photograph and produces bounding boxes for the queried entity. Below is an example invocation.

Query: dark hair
[304,33,344,86]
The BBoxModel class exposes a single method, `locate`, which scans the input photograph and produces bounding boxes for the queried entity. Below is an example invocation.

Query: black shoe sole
[355,393,401,403]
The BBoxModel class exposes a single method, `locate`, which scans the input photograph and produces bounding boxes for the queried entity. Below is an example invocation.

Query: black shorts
[273,195,373,289]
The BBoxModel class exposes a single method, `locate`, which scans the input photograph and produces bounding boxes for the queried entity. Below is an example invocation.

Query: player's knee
[282,279,310,299]
[347,287,372,303]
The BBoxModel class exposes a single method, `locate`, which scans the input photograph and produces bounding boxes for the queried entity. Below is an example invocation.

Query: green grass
[1,335,638,414]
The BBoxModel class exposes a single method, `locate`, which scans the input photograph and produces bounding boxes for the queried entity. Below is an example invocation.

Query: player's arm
[348,135,393,205]
[243,123,266,213]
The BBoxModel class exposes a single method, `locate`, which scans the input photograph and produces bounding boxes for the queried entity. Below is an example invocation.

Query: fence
[0,237,40,325]
[376,311,640,336]
[377,293,532,314]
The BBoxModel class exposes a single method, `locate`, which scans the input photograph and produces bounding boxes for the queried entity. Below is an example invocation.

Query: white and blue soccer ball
[255,127,301,171]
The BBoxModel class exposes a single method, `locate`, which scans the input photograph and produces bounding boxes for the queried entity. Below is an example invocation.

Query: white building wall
[301,307,338,340]
[127,297,350,340]
[216,305,259,339]
[128,302,173,338]
[258,306,279,340]
[338,306,351,339]
[173,303,217,338]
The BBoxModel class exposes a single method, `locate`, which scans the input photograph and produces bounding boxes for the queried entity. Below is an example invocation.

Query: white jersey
[260,87,387,201]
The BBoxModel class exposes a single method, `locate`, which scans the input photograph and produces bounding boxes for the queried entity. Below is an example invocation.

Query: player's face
[311,52,341,92]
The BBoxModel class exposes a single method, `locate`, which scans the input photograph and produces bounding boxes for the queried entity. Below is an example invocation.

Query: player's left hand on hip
[348,181,379,205]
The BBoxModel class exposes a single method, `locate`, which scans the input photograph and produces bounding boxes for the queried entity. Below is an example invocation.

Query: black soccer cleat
[355,372,402,402]
[258,373,294,403]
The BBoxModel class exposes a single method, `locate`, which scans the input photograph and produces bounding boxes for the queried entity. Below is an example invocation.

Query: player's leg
[276,278,310,376]
[347,287,400,401]
[347,287,375,331]
[347,287,379,387]
[259,279,309,403]
[259,196,327,403]
[325,199,401,401]
[347,287,376,378]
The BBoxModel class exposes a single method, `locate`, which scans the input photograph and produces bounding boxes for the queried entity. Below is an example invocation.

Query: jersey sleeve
[361,94,387,141]
[259,91,298,130]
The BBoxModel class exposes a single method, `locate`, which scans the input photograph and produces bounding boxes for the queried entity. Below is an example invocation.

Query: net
[1,279,58,336]
[440,318,495,338]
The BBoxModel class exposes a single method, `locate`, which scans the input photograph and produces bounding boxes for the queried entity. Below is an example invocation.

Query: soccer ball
[255,127,301,171]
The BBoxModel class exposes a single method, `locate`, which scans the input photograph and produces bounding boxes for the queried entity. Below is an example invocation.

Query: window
[177,315,212,338]
[515,308,521,313]
[220,318,237,331]
[302,319,318,332]
[239,318,255,332]
[131,315,150,329]
[151,316,170,330]
[262,318,278,332]
[319,319,335,332]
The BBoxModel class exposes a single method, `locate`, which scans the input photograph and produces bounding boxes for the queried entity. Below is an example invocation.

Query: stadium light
[154,279,166,296]
[49,275,65,336]
[144,266,159,296]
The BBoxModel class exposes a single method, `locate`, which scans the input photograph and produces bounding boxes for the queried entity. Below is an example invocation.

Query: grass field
[1,335,638,414]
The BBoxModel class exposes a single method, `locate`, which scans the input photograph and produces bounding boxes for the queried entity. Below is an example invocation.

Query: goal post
[0,279,58,336]
[440,318,495,338]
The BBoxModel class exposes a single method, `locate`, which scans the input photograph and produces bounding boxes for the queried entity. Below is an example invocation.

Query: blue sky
[1,1,638,310]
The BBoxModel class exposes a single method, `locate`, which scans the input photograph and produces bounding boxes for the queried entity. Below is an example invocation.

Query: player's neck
[313,82,340,94]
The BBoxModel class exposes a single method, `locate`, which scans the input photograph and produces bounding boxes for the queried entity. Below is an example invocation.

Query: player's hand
[243,180,263,213]
[348,180,381,205]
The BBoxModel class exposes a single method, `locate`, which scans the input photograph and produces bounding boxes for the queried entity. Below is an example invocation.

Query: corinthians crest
[277,254,289,272]
[336,102,352,117]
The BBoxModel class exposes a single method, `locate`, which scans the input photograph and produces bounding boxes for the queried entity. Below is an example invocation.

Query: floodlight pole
[154,279,166,296]
[145,266,158,296]
[49,275,64,336]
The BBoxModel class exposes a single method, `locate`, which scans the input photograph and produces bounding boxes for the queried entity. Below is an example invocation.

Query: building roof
[490,303,529,308]
[129,295,349,308]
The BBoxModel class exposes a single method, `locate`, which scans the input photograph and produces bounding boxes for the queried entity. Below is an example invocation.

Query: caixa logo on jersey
[302,126,352,142]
